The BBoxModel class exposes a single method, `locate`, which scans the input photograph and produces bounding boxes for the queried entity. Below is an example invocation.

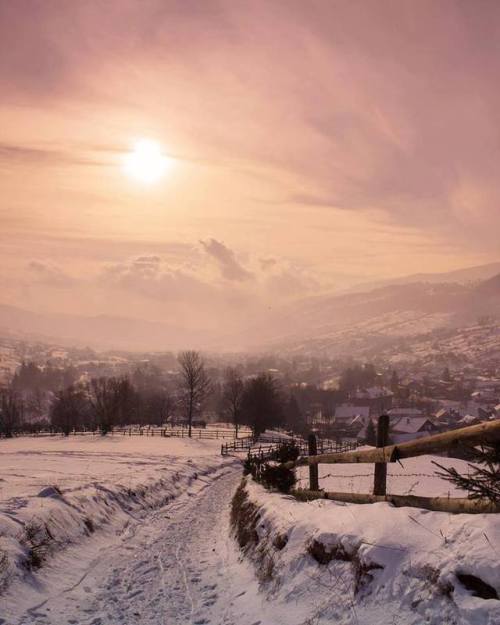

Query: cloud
[0,142,111,168]
[259,257,277,271]
[100,255,217,303]
[27,260,77,288]
[200,238,253,281]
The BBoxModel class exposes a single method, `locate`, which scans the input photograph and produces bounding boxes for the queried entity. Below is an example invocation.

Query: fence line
[290,417,500,514]
[6,426,243,440]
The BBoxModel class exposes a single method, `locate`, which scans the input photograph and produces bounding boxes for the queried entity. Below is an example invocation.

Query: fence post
[308,433,319,491]
[373,414,389,496]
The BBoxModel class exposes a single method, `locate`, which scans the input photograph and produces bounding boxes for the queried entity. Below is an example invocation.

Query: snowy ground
[0,436,235,619]
[2,437,499,625]
[239,475,500,625]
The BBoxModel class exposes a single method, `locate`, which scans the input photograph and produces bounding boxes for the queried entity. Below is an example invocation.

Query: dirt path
[4,468,292,625]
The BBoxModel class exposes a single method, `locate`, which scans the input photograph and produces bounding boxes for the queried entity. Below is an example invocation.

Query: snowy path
[3,467,294,625]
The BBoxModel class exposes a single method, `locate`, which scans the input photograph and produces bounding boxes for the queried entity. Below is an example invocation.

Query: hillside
[255,273,500,359]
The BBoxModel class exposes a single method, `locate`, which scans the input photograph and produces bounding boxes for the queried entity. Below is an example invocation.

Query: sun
[123,139,171,184]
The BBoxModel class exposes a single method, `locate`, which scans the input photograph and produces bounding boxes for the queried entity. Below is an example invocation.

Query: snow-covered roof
[353,386,394,399]
[457,414,480,425]
[387,408,423,419]
[391,417,436,434]
[335,405,370,420]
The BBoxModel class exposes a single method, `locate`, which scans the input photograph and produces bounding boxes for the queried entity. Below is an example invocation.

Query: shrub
[273,441,300,464]
[260,463,296,493]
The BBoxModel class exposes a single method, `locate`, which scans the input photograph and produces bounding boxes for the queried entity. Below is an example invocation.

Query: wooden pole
[308,433,319,491]
[373,415,389,495]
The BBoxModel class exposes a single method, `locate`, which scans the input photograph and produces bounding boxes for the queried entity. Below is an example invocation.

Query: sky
[1,0,499,341]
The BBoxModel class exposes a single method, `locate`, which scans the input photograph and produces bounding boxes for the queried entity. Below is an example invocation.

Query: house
[390,417,438,443]
[351,387,393,414]
[387,408,423,422]
[334,404,370,422]
[456,414,481,427]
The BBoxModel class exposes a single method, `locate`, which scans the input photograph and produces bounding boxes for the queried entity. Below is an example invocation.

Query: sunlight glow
[123,139,171,184]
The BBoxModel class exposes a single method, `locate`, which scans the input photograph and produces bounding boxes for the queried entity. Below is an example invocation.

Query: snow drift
[233,477,500,625]
[0,436,235,595]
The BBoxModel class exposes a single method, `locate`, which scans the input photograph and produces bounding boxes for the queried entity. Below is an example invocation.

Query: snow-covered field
[0,436,235,608]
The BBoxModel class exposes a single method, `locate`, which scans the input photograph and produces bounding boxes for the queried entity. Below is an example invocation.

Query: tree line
[0,351,299,438]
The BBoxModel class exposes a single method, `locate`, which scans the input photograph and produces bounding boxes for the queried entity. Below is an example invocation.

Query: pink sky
[0,0,499,335]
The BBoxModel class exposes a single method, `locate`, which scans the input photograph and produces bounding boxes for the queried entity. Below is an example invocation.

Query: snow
[0,435,234,603]
[0,438,294,625]
[1,436,499,625]
[242,475,500,624]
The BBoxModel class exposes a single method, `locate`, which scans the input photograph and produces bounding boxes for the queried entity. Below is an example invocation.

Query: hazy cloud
[200,238,253,282]
[27,260,77,288]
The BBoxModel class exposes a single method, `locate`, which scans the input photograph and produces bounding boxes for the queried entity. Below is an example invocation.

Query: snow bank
[0,436,234,594]
[234,476,500,625]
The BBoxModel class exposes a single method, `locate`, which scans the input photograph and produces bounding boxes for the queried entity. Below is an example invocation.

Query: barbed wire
[309,472,440,481]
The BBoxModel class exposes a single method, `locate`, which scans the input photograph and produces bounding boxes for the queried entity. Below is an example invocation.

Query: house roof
[388,408,423,419]
[353,386,394,400]
[335,405,370,420]
[391,417,436,434]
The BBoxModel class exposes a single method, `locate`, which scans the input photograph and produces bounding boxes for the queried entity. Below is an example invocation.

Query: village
[1,331,499,444]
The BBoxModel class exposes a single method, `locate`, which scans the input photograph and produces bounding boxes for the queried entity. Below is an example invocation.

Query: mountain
[345,260,500,294]
[475,272,500,297]
[0,267,498,355]
[249,273,500,355]
[0,304,208,351]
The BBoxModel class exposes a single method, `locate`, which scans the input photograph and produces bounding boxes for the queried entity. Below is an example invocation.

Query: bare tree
[177,351,211,437]
[147,390,176,426]
[241,372,284,439]
[222,367,244,438]
[50,385,88,435]
[0,388,24,438]
[88,376,133,434]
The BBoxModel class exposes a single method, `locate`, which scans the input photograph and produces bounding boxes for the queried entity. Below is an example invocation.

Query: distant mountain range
[253,269,500,355]
[0,262,498,354]
[0,304,207,351]
[344,260,500,294]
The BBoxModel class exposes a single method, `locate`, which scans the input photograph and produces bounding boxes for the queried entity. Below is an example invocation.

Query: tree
[241,373,284,439]
[50,385,88,435]
[434,442,500,504]
[88,376,133,435]
[365,419,377,446]
[0,388,24,437]
[390,370,399,393]
[222,367,244,437]
[146,390,175,426]
[177,351,211,437]
[284,394,305,434]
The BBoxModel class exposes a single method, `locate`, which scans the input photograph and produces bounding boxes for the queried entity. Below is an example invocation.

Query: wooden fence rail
[7,426,243,440]
[290,417,500,514]
[288,419,500,467]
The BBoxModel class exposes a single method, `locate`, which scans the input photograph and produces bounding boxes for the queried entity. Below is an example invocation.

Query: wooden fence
[236,436,359,462]
[9,426,241,440]
[288,417,500,514]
